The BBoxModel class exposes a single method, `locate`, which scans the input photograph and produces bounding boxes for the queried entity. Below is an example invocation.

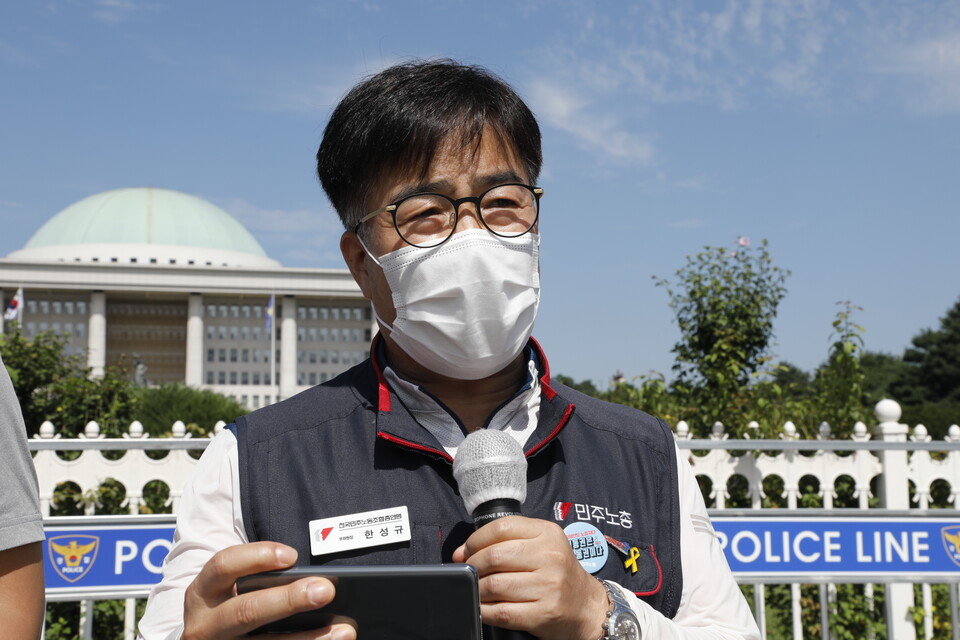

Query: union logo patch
[48,535,100,583]
[941,527,960,568]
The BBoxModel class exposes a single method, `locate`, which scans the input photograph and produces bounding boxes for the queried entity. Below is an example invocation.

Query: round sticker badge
[563,521,608,574]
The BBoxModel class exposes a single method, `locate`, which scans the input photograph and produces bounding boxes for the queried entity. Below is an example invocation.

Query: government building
[0,187,373,409]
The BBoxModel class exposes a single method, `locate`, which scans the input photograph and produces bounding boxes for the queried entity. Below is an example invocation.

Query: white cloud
[526,79,656,164]
[92,0,151,24]
[0,39,37,68]
[878,34,960,115]
[213,197,345,267]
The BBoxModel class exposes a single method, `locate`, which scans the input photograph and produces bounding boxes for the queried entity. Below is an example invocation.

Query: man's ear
[341,231,373,299]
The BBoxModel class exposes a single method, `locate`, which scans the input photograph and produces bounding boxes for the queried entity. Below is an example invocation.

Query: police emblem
[941,526,960,568]
[48,535,100,583]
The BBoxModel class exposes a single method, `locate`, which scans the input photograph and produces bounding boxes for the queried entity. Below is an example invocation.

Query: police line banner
[43,516,960,593]
[712,516,960,580]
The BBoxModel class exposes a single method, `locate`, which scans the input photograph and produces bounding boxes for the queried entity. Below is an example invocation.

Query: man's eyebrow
[386,171,527,203]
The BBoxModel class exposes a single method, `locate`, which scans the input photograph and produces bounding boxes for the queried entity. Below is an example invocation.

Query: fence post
[874,399,916,640]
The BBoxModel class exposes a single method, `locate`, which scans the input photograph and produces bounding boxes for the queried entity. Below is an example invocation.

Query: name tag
[309,506,411,557]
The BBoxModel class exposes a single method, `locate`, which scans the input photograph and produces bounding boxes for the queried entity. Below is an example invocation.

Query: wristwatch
[598,579,642,640]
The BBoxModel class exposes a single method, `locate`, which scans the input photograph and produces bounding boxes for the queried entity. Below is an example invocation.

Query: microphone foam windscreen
[452,429,528,514]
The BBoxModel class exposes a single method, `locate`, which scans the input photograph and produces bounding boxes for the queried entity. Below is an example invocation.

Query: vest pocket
[605,540,663,597]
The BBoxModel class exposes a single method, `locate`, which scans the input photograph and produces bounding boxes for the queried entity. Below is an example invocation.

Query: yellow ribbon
[624,546,641,574]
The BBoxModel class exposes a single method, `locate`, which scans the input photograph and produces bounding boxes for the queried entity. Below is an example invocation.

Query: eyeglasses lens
[394,185,538,247]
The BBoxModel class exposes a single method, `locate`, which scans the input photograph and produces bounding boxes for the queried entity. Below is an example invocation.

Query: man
[0,352,46,638]
[139,60,759,640]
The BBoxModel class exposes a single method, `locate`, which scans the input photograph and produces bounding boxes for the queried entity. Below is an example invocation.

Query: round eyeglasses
[355,183,543,248]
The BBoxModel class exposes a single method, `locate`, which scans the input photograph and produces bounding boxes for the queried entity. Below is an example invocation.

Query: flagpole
[269,294,276,404]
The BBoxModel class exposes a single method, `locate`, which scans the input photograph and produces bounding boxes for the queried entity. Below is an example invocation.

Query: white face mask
[361,228,540,380]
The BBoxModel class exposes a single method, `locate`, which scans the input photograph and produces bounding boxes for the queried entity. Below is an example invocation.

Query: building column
[185,293,204,387]
[87,291,107,378]
[0,288,5,334]
[279,295,297,400]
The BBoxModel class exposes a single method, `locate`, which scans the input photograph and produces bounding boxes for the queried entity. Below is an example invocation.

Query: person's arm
[137,429,355,640]
[454,443,760,639]
[611,444,760,639]
[0,541,45,638]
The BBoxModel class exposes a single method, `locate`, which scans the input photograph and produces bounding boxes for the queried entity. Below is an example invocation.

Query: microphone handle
[471,498,522,529]
[472,499,536,639]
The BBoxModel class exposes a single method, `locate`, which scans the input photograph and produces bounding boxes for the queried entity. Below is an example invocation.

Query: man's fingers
[461,516,539,557]
[192,542,297,600]
[216,577,337,636]
[249,621,357,640]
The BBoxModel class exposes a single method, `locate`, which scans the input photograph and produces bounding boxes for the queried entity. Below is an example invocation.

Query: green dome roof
[12,187,280,268]
[26,187,266,255]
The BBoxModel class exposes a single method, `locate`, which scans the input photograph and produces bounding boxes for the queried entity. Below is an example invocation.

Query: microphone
[452,429,527,529]
[453,430,535,640]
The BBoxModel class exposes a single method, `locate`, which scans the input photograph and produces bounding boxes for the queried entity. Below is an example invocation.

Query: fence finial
[83,421,101,438]
[39,421,55,439]
[875,398,902,424]
[172,421,186,438]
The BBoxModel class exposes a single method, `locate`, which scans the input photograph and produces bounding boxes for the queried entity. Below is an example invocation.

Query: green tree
[655,237,790,434]
[136,383,246,436]
[809,302,869,436]
[894,297,960,403]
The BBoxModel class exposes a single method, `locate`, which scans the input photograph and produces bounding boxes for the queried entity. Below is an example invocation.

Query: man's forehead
[369,130,527,206]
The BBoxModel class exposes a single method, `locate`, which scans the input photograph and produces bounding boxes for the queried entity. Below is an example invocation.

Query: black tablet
[236,564,482,638]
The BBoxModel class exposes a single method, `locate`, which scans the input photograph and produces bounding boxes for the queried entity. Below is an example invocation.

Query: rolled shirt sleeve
[137,429,247,640]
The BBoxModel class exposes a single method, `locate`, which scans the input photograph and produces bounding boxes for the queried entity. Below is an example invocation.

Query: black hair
[316,59,542,230]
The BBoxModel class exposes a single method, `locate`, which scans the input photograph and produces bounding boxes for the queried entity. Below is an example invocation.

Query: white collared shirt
[137,361,759,640]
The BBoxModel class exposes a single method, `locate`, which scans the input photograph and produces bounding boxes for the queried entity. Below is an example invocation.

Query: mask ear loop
[356,235,396,334]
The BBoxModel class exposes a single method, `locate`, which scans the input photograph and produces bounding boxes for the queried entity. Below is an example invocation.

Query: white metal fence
[31,399,960,639]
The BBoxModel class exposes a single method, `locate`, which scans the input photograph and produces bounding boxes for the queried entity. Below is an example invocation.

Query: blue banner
[44,524,175,593]
[43,516,960,593]
[712,517,960,578]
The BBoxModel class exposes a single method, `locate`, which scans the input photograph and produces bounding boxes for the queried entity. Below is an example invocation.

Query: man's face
[341,130,532,330]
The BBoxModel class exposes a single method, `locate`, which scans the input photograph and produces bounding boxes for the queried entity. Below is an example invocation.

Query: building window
[297,328,306,342]
[207,325,215,340]
[298,372,306,385]
[253,327,261,341]
[297,350,305,364]
[218,371,226,384]
[230,349,238,363]
[331,351,339,364]
[219,326,227,340]
[321,373,328,383]
[65,301,74,315]
[218,349,226,363]
[264,372,271,386]
[242,305,250,318]
[230,372,238,385]
[241,372,249,385]
[320,307,329,320]
[206,371,214,384]
[78,301,87,315]
[253,372,261,385]
[40,300,49,314]
[231,305,239,318]
[64,323,73,336]
[353,329,361,342]
[331,328,338,343]
[309,307,317,320]
[298,307,306,321]
[364,328,371,341]
[52,301,62,314]
[308,327,317,341]
[207,304,216,318]
[230,326,238,340]
[242,349,249,363]
[309,372,317,385]
[353,308,362,321]
[320,328,328,342]
[207,349,214,362]
[320,350,328,364]
[241,327,249,341]
[77,323,86,338]
[254,305,262,318]
[253,348,261,363]
[309,351,317,364]
[332,308,340,321]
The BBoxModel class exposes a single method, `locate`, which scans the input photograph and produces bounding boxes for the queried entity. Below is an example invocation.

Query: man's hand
[182,542,357,640]
[452,516,609,640]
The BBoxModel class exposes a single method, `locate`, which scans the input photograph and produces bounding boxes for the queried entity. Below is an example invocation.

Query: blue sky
[2,1,959,389]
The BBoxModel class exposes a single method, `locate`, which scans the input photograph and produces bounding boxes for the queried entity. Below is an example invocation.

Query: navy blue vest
[230,341,682,618]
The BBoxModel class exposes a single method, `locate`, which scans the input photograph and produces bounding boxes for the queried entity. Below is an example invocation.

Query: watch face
[615,616,641,640]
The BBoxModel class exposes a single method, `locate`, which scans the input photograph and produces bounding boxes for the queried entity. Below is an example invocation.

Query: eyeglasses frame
[354,183,544,248]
